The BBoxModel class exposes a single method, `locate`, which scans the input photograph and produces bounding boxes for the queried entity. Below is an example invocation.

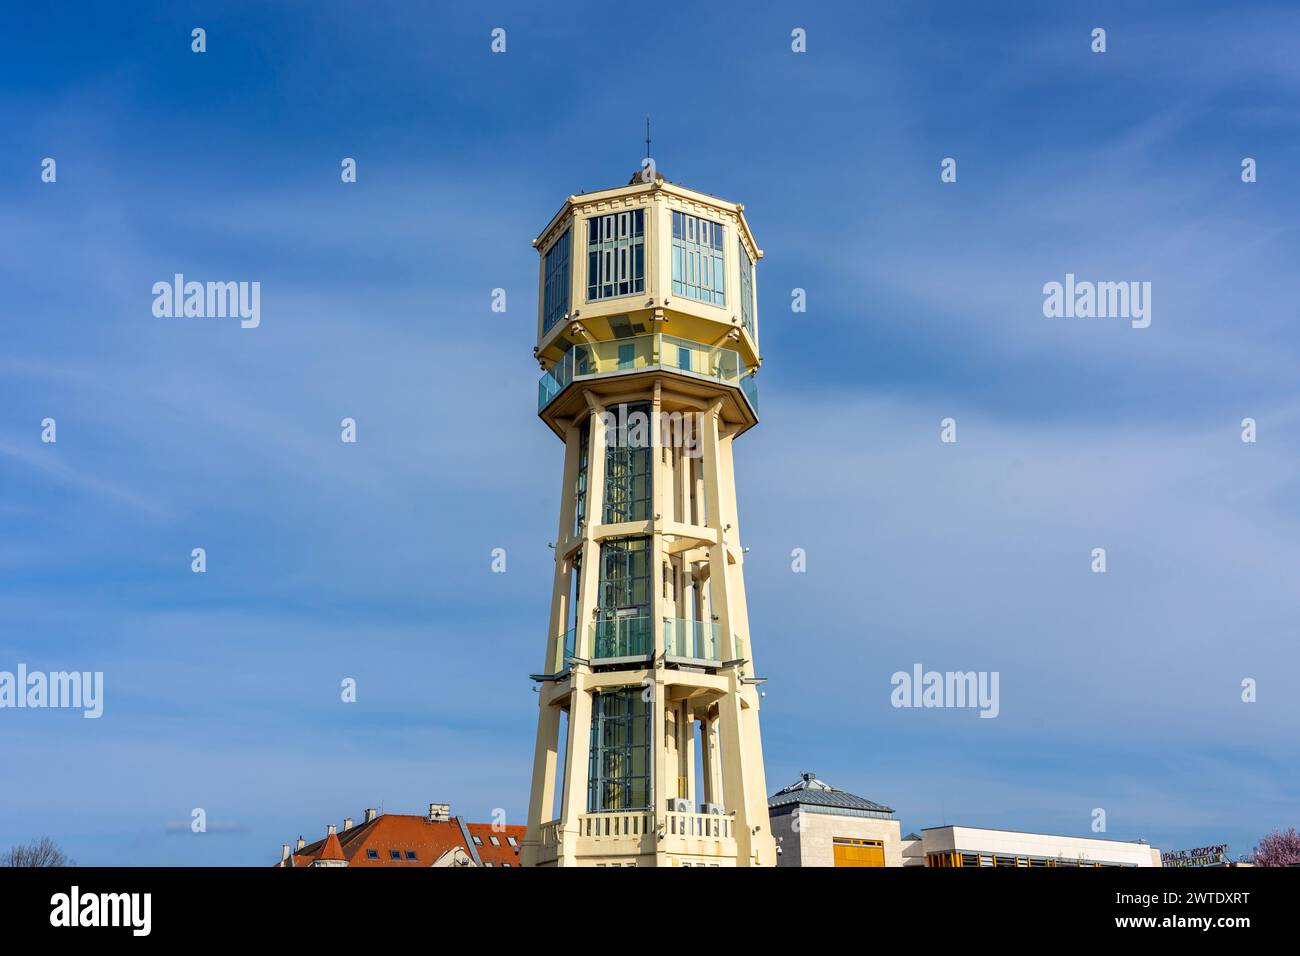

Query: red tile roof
[466,823,526,867]
[280,812,524,868]
[318,831,346,862]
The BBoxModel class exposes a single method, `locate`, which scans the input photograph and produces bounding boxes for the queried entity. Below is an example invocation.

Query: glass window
[542,229,571,334]
[671,210,725,306]
[594,536,652,658]
[472,835,483,846]
[603,403,652,523]
[404,850,417,860]
[490,836,501,846]
[507,836,519,847]
[587,687,652,811]
[389,849,402,861]
[586,209,645,301]
[366,849,380,860]
[738,239,755,340]
[598,536,651,613]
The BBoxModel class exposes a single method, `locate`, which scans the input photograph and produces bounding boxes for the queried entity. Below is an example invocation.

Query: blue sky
[2,0,1298,865]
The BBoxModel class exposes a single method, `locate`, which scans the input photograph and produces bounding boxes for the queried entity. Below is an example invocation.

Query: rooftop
[768,771,895,816]
[279,805,526,868]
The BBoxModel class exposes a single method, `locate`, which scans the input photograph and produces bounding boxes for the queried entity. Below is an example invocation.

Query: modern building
[907,825,1163,867]
[275,803,526,868]
[768,772,904,867]
[522,169,773,867]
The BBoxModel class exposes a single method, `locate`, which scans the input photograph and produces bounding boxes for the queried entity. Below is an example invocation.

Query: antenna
[645,116,651,161]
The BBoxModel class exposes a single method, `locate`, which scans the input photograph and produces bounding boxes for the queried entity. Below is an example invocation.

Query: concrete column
[559,672,593,861]
[544,423,581,673]
[522,696,562,865]
[682,706,696,808]
[575,399,606,658]
[652,672,670,850]
[650,381,666,661]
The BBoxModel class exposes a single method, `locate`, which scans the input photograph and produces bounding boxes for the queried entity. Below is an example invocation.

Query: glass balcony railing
[591,616,652,660]
[552,626,576,673]
[663,618,722,662]
[741,373,758,413]
[538,333,758,415]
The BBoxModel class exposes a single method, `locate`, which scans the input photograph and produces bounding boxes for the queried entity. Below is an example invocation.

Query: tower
[522,169,774,867]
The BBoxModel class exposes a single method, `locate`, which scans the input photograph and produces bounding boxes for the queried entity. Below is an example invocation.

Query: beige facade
[768,772,903,867]
[521,172,774,867]
[913,825,1163,867]
[771,811,904,868]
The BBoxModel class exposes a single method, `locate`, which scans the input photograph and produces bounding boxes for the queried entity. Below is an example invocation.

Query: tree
[1252,828,1300,867]
[1,837,74,867]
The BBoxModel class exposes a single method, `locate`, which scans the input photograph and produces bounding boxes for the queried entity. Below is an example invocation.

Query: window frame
[542,228,572,334]
[585,209,646,302]
[671,210,726,307]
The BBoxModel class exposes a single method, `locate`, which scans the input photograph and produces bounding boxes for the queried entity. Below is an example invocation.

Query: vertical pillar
[522,695,562,864]
[679,703,695,807]
[545,423,581,671]
[559,671,593,861]
[575,398,606,659]
[524,419,582,863]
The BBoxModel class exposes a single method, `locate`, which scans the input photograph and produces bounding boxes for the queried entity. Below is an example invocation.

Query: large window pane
[586,209,645,301]
[542,229,571,334]
[738,239,755,340]
[603,403,652,523]
[670,210,725,306]
[588,687,652,811]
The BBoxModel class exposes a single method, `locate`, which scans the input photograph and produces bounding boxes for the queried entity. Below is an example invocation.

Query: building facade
[522,170,774,867]
[769,772,904,867]
[907,825,1163,867]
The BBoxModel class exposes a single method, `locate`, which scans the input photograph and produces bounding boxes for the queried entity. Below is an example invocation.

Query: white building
[907,825,1163,867]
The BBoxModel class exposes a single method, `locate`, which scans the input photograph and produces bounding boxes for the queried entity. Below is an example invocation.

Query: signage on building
[1161,844,1230,867]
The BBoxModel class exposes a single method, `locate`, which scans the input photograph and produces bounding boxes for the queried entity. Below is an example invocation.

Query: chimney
[364,808,378,824]
[428,802,451,823]
[327,823,337,836]
[281,843,290,864]
[296,835,305,850]
[343,817,353,831]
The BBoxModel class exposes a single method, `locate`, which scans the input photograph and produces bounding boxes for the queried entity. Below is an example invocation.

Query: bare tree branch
[1,837,75,867]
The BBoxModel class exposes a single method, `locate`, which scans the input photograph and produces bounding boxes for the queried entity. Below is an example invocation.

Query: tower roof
[768,771,895,815]
[318,830,346,862]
